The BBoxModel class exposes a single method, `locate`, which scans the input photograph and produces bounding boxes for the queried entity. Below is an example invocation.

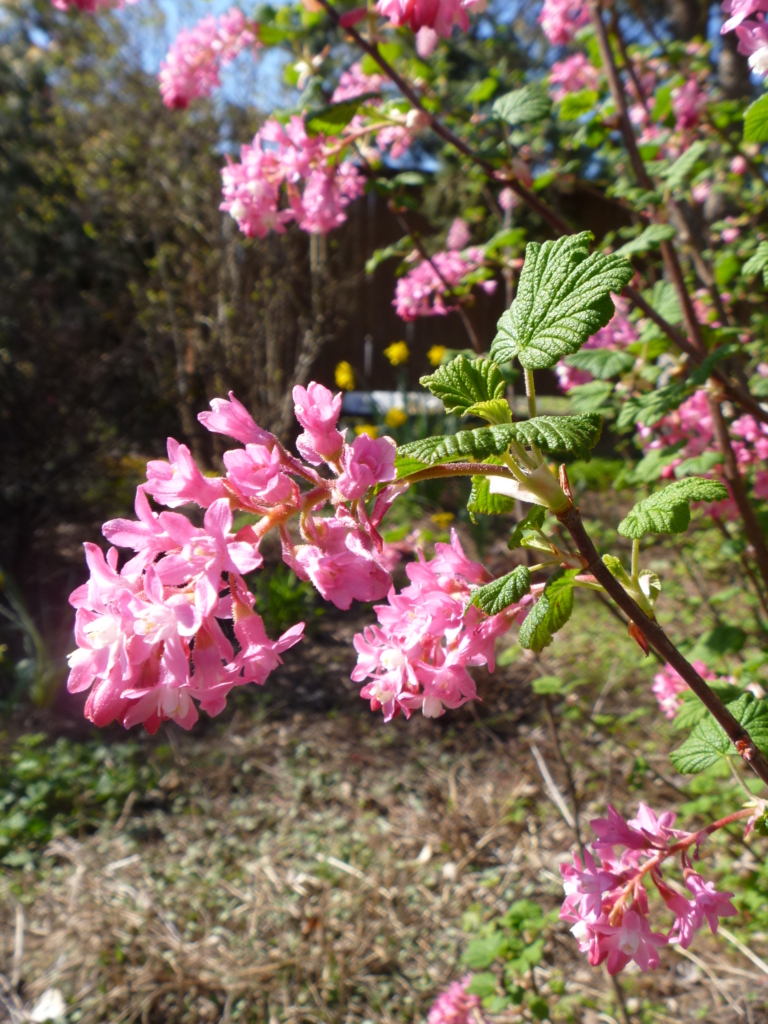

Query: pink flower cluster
[539,0,589,45]
[68,384,401,732]
[331,62,427,160]
[159,8,260,109]
[353,531,524,720]
[554,298,638,392]
[548,53,600,102]
[427,976,483,1024]
[52,0,137,10]
[376,0,487,58]
[561,803,737,974]
[722,0,768,77]
[220,117,365,237]
[394,248,496,320]
[652,660,717,718]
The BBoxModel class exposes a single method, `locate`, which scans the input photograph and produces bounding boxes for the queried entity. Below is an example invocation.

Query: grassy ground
[3,597,768,1023]
[3,494,768,1023]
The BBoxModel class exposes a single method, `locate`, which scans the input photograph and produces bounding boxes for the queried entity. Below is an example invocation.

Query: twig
[529,743,576,830]
[11,904,24,991]
[718,926,768,979]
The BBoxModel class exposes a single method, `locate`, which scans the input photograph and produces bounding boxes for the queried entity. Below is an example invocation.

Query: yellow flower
[384,407,408,429]
[354,424,379,437]
[384,341,410,366]
[430,512,455,527]
[427,345,447,367]
[335,360,355,391]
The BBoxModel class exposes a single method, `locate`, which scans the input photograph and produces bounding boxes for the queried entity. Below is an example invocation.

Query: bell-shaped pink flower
[224,444,297,505]
[292,382,344,463]
[336,434,397,500]
[144,438,227,509]
[198,391,275,446]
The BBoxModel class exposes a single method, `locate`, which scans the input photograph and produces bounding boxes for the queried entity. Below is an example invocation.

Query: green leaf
[396,414,603,466]
[490,233,634,370]
[715,251,740,288]
[674,451,722,477]
[393,453,431,479]
[564,348,634,379]
[420,356,506,415]
[509,506,546,549]
[614,223,677,257]
[528,995,550,1022]
[602,554,630,585]
[673,685,739,732]
[616,383,688,430]
[625,442,686,484]
[743,240,768,277]
[463,933,507,969]
[492,85,551,125]
[365,236,412,275]
[558,89,598,121]
[532,675,566,695]
[466,77,498,104]
[305,97,373,136]
[664,140,708,190]
[568,380,613,414]
[511,413,604,459]
[484,228,526,255]
[671,693,768,773]
[464,399,513,424]
[745,94,768,143]
[618,477,729,539]
[466,974,498,999]
[471,566,532,616]
[518,570,576,653]
[467,473,515,521]
[688,625,747,664]
[688,343,740,388]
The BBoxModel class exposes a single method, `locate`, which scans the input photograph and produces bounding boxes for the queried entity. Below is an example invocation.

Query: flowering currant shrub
[54,0,768,996]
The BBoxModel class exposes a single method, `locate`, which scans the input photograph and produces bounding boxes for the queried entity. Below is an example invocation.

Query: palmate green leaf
[618,477,729,539]
[518,570,576,653]
[420,356,507,415]
[674,451,723,477]
[490,233,634,370]
[464,399,512,424]
[558,88,599,121]
[688,343,740,388]
[671,693,768,773]
[471,566,532,616]
[564,348,635,379]
[744,94,768,143]
[492,85,551,125]
[614,223,677,257]
[508,506,546,549]
[625,442,686,484]
[396,414,603,467]
[673,685,743,732]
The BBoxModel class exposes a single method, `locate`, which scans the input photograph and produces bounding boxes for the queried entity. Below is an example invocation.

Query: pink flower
[590,909,668,974]
[539,0,589,44]
[52,0,138,10]
[685,873,737,934]
[560,849,619,921]
[735,19,768,75]
[446,218,471,251]
[144,438,227,509]
[394,248,488,320]
[294,516,392,610]
[652,660,716,718]
[155,498,263,614]
[722,0,768,34]
[224,444,297,505]
[159,8,259,109]
[591,805,650,851]
[376,0,486,49]
[692,180,712,204]
[427,976,482,1024]
[671,78,707,132]
[549,53,600,102]
[198,391,275,446]
[332,61,386,102]
[337,434,397,499]
[498,187,518,212]
[293,382,344,463]
[102,487,176,574]
[297,163,366,233]
[731,155,749,174]
[627,804,682,846]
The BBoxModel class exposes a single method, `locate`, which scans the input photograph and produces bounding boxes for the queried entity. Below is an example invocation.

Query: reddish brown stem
[556,501,768,788]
